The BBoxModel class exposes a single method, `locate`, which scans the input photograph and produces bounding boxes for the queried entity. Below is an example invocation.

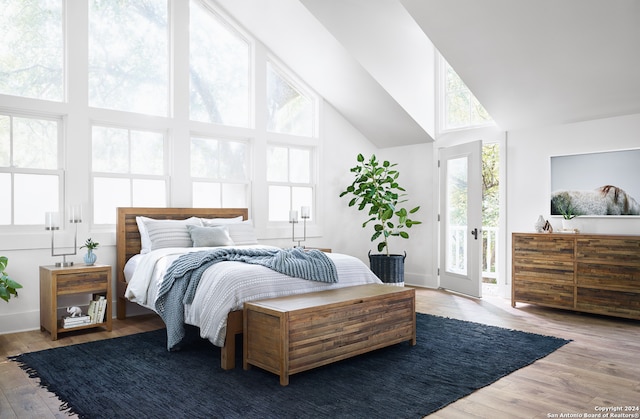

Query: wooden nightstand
[39,264,112,340]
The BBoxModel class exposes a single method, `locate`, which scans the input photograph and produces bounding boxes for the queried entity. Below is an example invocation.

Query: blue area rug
[11,313,570,418]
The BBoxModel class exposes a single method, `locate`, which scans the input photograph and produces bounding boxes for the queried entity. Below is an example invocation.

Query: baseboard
[0,309,40,335]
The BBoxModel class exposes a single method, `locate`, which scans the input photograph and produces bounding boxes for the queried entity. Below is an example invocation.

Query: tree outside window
[443,61,492,130]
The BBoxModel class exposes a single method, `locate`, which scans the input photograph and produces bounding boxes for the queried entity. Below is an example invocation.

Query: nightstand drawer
[57,271,109,294]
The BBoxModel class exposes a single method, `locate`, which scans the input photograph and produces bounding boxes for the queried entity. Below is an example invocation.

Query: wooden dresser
[512,233,640,320]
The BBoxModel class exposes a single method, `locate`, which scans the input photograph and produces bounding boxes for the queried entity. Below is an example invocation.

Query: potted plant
[551,193,580,231]
[81,238,100,265]
[339,154,421,283]
[0,256,22,302]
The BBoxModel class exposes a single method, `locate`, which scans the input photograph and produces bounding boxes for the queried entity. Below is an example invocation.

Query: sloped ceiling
[215,0,640,144]
[214,0,435,148]
[402,0,640,130]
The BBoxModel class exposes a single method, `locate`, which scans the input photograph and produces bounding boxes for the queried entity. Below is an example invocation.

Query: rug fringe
[9,355,82,417]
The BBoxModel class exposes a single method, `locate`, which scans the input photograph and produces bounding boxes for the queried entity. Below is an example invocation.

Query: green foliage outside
[482,144,500,228]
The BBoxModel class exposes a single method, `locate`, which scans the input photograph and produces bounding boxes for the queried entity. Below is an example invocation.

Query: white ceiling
[402,0,640,131]
[214,0,640,146]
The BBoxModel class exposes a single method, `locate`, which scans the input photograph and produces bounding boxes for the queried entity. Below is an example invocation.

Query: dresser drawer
[513,259,574,284]
[576,288,640,319]
[513,280,574,308]
[577,237,640,264]
[513,234,574,260]
[576,263,640,291]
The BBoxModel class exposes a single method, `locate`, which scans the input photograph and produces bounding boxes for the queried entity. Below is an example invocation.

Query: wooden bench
[243,284,416,386]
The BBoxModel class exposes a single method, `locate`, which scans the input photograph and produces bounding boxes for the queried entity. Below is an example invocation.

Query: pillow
[225,220,258,245]
[188,225,234,247]
[136,216,202,253]
[200,216,244,226]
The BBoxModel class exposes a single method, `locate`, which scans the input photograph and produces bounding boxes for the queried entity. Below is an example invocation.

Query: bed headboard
[116,207,249,285]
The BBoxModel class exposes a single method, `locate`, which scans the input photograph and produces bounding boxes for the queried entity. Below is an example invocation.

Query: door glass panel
[446,156,468,275]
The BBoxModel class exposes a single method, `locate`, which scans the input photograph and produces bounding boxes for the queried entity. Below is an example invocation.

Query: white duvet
[124,245,381,346]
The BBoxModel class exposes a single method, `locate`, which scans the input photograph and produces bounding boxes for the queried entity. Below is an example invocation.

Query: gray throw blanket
[155,247,338,350]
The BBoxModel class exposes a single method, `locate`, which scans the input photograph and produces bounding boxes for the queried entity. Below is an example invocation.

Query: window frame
[90,122,170,226]
[87,0,171,117]
[0,110,64,230]
[266,57,319,138]
[188,0,253,128]
[190,134,252,209]
[438,55,494,133]
[265,142,317,224]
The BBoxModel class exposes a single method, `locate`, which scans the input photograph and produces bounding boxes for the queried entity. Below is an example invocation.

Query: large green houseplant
[339,154,421,283]
[0,256,22,302]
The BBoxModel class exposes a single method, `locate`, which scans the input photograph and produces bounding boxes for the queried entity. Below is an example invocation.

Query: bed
[115,207,382,370]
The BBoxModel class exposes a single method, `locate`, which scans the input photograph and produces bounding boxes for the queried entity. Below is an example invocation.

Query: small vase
[84,250,97,265]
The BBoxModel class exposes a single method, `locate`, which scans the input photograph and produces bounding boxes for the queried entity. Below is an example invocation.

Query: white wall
[378,144,435,288]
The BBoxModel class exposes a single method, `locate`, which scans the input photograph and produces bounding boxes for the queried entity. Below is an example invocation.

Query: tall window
[91,125,167,224]
[189,0,250,127]
[267,61,314,137]
[0,113,61,225]
[443,61,492,130]
[267,146,314,222]
[191,136,250,208]
[89,0,169,116]
[0,0,64,101]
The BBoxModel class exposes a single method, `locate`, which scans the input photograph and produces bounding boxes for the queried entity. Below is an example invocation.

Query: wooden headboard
[115,207,249,319]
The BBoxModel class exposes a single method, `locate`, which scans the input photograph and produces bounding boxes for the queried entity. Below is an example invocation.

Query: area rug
[11,313,570,419]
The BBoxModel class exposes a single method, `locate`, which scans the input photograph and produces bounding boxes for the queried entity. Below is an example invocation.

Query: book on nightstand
[95,295,107,323]
[62,315,91,328]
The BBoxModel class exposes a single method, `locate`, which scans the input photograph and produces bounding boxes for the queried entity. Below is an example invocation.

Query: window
[191,136,250,208]
[442,60,492,130]
[0,113,61,225]
[91,125,167,224]
[266,145,314,222]
[0,0,64,101]
[267,61,314,137]
[189,1,250,127]
[88,0,169,116]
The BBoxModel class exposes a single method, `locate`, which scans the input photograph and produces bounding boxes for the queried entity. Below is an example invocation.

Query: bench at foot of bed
[243,284,416,386]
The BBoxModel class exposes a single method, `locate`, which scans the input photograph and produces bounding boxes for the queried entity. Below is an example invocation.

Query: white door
[438,141,483,297]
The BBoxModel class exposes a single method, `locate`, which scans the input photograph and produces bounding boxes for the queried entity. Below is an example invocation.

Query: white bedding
[124,245,381,346]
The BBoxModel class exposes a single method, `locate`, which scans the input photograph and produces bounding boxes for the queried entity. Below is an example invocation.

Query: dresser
[512,233,640,320]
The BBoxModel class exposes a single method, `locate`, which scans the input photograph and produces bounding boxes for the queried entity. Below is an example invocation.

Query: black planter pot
[368,251,406,284]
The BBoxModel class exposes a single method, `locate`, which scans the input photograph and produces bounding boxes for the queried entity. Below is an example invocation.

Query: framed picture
[550,148,640,216]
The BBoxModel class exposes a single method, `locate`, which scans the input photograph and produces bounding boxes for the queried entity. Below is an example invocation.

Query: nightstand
[39,264,112,340]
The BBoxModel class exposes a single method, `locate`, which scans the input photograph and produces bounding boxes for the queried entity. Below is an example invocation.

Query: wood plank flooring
[1,288,638,418]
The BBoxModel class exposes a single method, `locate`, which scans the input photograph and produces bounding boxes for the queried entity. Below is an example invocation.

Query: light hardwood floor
[1,288,638,418]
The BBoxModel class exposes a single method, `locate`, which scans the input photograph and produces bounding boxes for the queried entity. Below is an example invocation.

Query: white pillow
[200,216,244,226]
[225,220,258,245]
[136,216,202,253]
[188,225,234,247]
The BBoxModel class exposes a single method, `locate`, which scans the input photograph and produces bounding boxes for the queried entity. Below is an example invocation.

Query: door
[438,140,483,297]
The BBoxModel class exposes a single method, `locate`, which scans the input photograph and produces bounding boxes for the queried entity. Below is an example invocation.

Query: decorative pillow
[200,216,244,226]
[136,216,202,253]
[188,225,234,247]
[225,220,259,245]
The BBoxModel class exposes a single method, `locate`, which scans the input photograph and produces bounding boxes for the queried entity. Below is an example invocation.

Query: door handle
[471,228,479,240]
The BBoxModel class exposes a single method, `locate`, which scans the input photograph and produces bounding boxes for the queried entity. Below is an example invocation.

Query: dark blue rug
[11,313,570,418]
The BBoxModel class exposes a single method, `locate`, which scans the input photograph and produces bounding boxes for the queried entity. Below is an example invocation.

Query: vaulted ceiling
[214,0,640,147]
